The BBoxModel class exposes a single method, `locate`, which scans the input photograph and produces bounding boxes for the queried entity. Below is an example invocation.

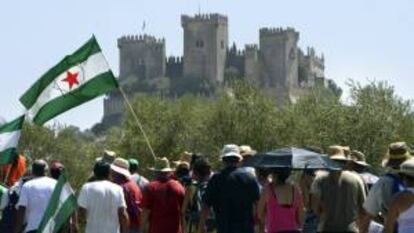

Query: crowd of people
[0,142,414,233]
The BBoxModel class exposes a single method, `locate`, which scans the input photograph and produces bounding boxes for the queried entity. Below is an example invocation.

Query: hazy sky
[1,0,413,129]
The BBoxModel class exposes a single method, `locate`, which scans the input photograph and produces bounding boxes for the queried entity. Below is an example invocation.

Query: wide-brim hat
[96,150,117,164]
[328,145,348,161]
[382,142,412,169]
[149,157,174,172]
[110,158,131,178]
[350,150,370,167]
[400,158,414,176]
[239,145,257,157]
[220,144,243,160]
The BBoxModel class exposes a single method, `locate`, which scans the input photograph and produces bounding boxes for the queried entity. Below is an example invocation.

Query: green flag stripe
[0,115,24,133]
[50,195,77,232]
[0,148,17,165]
[37,174,76,233]
[32,71,118,125]
[20,36,101,109]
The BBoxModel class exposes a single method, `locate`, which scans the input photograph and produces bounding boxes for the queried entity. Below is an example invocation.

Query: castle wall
[244,44,260,84]
[182,14,228,83]
[103,94,124,118]
[118,35,166,81]
[166,56,183,79]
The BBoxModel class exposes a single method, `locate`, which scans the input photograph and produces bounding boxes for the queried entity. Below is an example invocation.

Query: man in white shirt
[14,160,57,233]
[78,160,129,233]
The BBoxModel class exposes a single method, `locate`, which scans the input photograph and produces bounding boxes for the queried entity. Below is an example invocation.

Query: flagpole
[118,87,157,161]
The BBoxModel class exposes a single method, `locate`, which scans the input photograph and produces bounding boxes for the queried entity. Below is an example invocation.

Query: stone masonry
[100,13,330,128]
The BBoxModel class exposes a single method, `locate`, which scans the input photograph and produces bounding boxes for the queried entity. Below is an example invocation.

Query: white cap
[220,144,243,160]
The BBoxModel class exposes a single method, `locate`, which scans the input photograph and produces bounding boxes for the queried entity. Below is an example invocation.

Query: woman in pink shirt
[258,168,304,233]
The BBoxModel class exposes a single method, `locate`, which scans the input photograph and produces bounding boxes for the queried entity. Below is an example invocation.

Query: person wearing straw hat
[197,144,260,233]
[311,145,366,233]
[141,157,185,233]
[111,158,143,233]
[384,158,414,233]
[240,145,257,176]
[349,150,379,190]
[361,142,412,233]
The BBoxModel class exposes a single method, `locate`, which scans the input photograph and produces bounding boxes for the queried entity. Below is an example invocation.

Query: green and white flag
[0,115,24,165]
[20,36,119,126]
[37,173,77,233]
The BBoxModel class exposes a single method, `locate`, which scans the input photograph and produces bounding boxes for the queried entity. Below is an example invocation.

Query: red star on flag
[62,71,79,89]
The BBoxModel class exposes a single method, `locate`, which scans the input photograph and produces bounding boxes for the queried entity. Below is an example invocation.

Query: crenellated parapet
[259,27,299,41]
[181,13,228,26]
[118,34,165,50]
[166,56,183,66]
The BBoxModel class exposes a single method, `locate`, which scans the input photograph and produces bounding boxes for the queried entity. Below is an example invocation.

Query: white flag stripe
[27,52,110,119]
[0,131,21,152]
[41,182,74,233]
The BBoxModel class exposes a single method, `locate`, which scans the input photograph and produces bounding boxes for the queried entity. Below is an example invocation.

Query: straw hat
[220,144,243,160]
[149,157,174,172]
[328,145,348,161]
[382,142,412,169]
[110,158,131,178]
[350,150,369,167]
[400,158,414,176]
[96,150,117,164]
[173,151,192,166]
[239,145,257,157]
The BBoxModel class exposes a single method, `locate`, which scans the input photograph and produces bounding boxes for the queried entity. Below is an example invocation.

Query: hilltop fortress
[101,13,338,128]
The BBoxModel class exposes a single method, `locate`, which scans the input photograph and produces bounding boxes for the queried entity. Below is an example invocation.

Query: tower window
[196,40,204,48]
[221,40,225,49]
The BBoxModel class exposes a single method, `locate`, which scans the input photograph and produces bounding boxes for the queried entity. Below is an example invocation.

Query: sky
[1,0,413,130]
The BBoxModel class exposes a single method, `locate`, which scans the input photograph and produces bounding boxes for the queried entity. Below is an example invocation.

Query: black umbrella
[243,147,341,170]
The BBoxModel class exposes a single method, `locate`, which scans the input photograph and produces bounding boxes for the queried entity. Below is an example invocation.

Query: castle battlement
[245,44,259,51]
[118,34,165,49]
[181,13,228,26]
[259,27,299,39]
[166,56,183,65]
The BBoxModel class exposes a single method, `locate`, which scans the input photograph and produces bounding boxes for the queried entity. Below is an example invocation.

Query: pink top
[265,184,301,233]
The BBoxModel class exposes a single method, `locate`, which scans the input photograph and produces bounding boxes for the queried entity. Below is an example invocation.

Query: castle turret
[259,27,299,104]
[181,13,228,83]
[118,34,166,81]
[259,27,299,87]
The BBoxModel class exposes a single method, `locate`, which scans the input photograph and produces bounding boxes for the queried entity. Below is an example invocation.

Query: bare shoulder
[390,192,414,213]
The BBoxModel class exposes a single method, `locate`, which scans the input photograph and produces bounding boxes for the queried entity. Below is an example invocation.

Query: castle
[101,13,338,128]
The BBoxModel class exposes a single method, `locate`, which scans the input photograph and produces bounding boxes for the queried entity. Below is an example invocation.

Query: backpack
[188,180,215,231]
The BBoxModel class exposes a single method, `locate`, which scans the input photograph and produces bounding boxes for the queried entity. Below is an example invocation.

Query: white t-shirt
[16,176,57,232]
[78,180,126,233]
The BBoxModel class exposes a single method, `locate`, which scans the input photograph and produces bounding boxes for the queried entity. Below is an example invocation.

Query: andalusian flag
[20,36,118,126]
[37,173,77,233]
[0,115,24,165]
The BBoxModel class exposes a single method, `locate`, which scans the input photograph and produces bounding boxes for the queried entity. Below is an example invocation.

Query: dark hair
[222,156,240,165]
[175,165,190,179]
[272,168,292,184]
[50,168,63,180]
[93,161,110,179]
[193,158,211,179]
[190,153,203,168]
[32,160,48,177]
[129,163,138,173]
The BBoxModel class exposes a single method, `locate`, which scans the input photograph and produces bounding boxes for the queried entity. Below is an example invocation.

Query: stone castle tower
[99,13,332,130]
[182,14,228,83]
[118,35,166,82]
